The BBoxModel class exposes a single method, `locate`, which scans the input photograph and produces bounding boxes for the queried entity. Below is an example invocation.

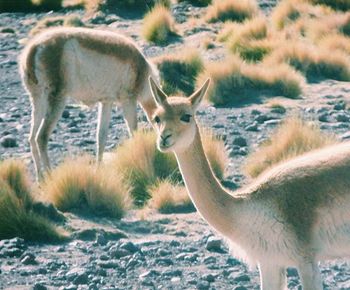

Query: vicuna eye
[154,116,161,124]
[180,114,192,123]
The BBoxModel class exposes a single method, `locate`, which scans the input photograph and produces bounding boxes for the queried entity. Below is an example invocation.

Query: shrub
[142,5,177,45]
[244,117,337,177]
[147,180,195,213]
[154,50,204,95]
[30,15,85,36]
[308,0,350,11]
[177,0,211,6]
[0,161,64,242]
[109,129,227,206]
[206,0,258,23]
[265,43,350,81]
[197,57,304,105]
[42,156,131,219]
[271,0,331,30]
[0,0,62,11]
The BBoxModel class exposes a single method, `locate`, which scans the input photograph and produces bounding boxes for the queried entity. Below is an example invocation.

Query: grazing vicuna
[19,27,158,180]
[149,76,350,290]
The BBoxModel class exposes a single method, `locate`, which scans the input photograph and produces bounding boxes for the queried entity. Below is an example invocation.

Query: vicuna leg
[36,95,66,174]
[96,102,112,163]
[122,100,137,136]
[298,262,323,290]
[258,263,287,290]
[29,95,47,181]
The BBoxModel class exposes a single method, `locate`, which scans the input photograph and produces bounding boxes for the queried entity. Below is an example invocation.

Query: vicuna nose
[161,133,172,142]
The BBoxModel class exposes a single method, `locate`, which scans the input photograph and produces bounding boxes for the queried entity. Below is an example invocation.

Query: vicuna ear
[149,77,168,107]
[189,78,210,109]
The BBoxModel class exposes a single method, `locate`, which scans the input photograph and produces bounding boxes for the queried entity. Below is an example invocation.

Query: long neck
[175,125,237,237]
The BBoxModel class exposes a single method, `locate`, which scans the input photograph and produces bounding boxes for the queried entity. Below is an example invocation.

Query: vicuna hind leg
[258,263,287,290]
[29,95,47,181]
[122,100,137,136]
[298,262,323,290]
[36,94,66,174]
[96,102,112,163]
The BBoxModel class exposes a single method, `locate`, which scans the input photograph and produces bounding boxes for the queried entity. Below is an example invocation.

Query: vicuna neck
[175,125,236,236]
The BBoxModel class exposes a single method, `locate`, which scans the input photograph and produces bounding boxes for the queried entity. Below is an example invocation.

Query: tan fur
[149,77,350,290]
[19,27,158,180]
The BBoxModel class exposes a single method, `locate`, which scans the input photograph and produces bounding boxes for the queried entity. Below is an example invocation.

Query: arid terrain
[0,1,350,289]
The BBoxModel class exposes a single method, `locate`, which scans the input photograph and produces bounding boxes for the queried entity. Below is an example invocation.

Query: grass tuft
[109,129,227,206]
[154,50,204,95]
[42,156,131,219]
[0,160,64,243]
[308,0,350,11]
[0,0,62,11]
[197,57,304,105]
[30,15,85,36]
[244,117,337,178]
[147,180,195,214]
[206,0,258,23]
[265,43,350,81]
[177,0,211,6]
[142,5,177,45]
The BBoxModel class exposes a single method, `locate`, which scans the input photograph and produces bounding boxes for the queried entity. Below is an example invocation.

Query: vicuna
[19,27,158,180]
[149,77,350,290]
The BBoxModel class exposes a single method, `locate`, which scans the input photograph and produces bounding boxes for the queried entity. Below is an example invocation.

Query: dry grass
[307,0,350,11]
[265,42,350,81]
[42,156,131,219]
[142,5,177,45]
[0,160,64,242]
[109,129,227,206]
[30,15,85,36]
[271,0,332,30]
[197,56,304,105]
[154,50,204,95]
[206,0,258,23]
[244,117,337,178]
[319,34,350,54]
[147,180,195,214]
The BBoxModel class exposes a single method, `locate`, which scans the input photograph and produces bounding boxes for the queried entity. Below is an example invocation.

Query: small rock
[234,287,248,290]
[206,236,223,253]
[334,101,346,110]
[119,241,139,253]
[61,110,70,119]
[318,113,329,122]
[255,114,272,124]
[336,113,349,123]
[245,123,259,132]
[33,283,47,290]
[203,256,217,264]
[203,273,215,282]
[96,233,107,246]
[234,274,250,282]
[232,137,247,147]
[170,240,180,247]
[0,136,17,148]
[21,253,37,265]
[197,280,210,290]
[287,268,299,277]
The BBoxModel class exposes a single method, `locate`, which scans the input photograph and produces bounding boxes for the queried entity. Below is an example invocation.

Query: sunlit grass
[244,117,337,177]
[42,156,131,219]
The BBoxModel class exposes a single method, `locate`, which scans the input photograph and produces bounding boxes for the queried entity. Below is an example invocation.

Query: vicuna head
[149,77,210,153]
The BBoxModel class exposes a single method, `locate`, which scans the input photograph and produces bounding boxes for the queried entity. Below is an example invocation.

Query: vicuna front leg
[122,100,137,136]
[96,102,112,163]
[258,263,287,290]
[298,262,323,290]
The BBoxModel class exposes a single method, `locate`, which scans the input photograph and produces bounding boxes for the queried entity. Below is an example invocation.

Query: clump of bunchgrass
[147,180,195,214]
[307,0,350,11]
[0,160,64,242]
[108,129,227,206]
[206,0,258,23]
[42,156,131,219]
[244,117,337,177]
[0,0,63,11]
[177,0,211,6]
[30,15,85,36]
[265,42,350,81]
[197,56,304,105]
[142,5,177,45]
[154,50,204,95]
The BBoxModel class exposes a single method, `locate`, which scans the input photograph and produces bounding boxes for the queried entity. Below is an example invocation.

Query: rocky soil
[0,2,350,289]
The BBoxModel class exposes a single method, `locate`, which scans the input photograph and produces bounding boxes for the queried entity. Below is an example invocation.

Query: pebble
[232,137,247,147]
[234,274,250,282]
[245,123,259,132]
[21,253,37,265]
[33,283,48,290]
[318,113,329,122]
[206,236,223,252]
[197,280,210,290]
[336,113,349,123]
[0,135,17,148]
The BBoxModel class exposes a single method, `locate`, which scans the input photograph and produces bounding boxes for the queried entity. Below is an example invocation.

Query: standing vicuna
[149,77,350,290]
[19,27,158,180]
